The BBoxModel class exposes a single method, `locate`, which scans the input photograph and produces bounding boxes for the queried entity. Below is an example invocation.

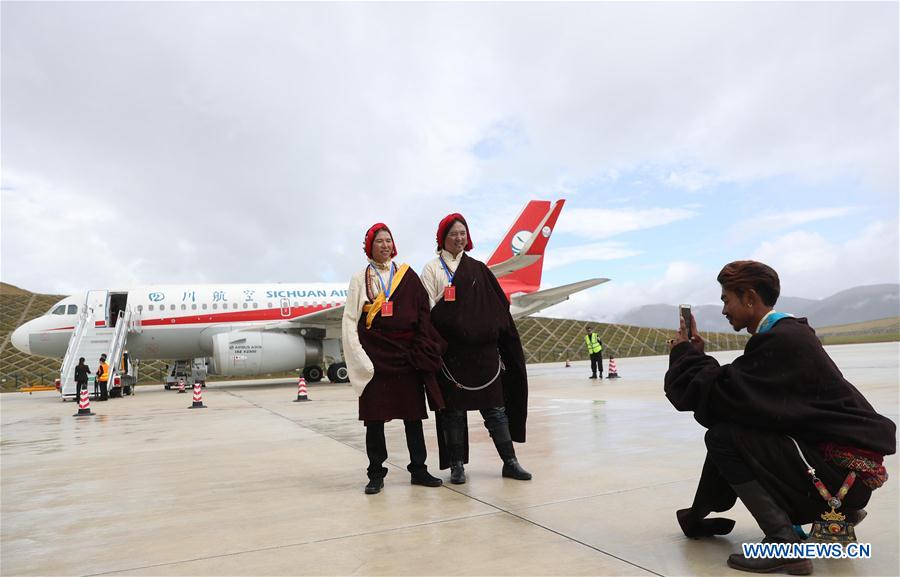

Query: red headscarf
[436,213,473,252]
[364,223,398,259]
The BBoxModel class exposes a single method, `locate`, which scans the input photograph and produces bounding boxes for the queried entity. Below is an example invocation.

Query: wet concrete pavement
[2,342,897,576]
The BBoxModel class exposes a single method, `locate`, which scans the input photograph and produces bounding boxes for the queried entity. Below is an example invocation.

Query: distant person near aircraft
[96,354,109,401]
[585,326,603,379]
[422,213,531,485]
[341,223,445,495]
[664,260,896,575]
[74,357,90,392]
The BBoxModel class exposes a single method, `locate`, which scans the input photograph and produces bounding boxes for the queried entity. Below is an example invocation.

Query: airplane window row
[135,302,264,313]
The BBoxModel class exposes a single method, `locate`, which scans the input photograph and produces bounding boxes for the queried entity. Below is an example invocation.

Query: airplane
[10,199,608,395]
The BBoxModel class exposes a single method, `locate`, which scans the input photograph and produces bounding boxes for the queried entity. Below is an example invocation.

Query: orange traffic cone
[177,378,186,393]
[188,382,206,409]
[607,358,619,379]
[294,377,309,402]
[73,386,94,417]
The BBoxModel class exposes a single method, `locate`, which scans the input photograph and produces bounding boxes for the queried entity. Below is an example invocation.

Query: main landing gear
[326,362,350,383]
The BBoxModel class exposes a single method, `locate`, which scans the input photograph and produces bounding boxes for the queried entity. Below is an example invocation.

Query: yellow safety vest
[585,333,602,354]
[98,362,109,382]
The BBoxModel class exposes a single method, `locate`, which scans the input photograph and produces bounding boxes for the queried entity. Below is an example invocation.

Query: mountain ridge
[615,284,900,332]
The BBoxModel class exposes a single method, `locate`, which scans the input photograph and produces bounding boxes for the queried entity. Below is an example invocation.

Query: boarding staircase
[59,302,133,399]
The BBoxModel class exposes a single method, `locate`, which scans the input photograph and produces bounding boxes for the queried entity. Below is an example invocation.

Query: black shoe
[450,461,466,484]
[411,470,442,487]
[364,478,384,494]
[846,509,867,525]
[502,459,532,480]
[589,375,597,379]
[676,508,736,538]
[727,546,812,575]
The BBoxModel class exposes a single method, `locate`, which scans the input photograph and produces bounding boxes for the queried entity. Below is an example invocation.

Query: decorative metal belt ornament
[790,437,858,543]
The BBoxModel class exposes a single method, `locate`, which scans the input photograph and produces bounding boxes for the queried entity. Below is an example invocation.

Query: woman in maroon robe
[341,223,446,494]
[420,214,531,484]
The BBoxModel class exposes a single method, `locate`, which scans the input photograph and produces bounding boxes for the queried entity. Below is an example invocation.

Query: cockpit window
[67,305,78,315]
[51,305,66,315]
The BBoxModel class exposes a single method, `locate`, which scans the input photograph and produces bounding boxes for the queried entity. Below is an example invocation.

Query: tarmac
[1,342,897,576]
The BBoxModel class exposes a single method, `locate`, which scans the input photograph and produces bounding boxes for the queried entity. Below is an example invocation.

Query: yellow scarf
[363,263,410,329]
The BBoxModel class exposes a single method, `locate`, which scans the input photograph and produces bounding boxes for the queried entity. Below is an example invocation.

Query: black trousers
[693,423,872,524]
[365,420,427,480]
[590,352,603,376]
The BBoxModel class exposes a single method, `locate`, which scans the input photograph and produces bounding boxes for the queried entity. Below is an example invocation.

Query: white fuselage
[11,283,348,360]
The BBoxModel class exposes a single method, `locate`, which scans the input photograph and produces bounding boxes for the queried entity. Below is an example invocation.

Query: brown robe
[430,254,529,467]
[357,269,445,422]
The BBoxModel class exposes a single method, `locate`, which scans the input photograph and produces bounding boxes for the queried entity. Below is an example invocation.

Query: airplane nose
[10,325,31,354]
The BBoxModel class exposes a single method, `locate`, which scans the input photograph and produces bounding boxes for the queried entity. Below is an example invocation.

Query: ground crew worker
[96,354,110,401]
[585,327,603,379]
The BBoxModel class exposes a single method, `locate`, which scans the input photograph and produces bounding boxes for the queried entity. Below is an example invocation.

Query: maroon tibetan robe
[357,269,446,422]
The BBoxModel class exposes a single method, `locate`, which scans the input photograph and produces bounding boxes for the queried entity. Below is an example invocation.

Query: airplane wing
[510,278,609,319]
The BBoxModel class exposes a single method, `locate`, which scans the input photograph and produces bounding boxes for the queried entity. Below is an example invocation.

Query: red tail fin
[487,199,565,295]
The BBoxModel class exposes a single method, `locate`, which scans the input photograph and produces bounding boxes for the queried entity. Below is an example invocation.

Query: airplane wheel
[303,366,324,382]
[328,362,349,383]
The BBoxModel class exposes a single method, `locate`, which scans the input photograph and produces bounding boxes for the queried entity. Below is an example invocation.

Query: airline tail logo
[511,230,530,255]
[488,199,564,295]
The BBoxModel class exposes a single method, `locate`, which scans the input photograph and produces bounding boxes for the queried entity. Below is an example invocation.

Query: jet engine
[210,331,322,376]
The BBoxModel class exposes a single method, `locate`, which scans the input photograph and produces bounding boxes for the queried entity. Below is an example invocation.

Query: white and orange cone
[177,378,186,394]
[188,382,206,409]
[73,387,94,417]
[607,358,620,379]
[293,377,309,402]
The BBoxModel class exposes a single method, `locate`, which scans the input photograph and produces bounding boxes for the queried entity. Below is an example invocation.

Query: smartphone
[679,304,692,340]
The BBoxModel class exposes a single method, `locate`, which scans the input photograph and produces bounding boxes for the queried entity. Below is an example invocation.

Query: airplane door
[280,298,291,318]
[85,290,109,327]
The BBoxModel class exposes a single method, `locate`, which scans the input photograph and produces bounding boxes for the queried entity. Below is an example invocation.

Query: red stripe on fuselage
[135,304,338,327]
[43,304,338,332]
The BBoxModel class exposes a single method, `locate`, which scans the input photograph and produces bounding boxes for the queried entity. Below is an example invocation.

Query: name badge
[381,301,394,317]
[444,286,456,302]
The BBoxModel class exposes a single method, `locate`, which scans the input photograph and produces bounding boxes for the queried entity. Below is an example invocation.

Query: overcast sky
[2,1,898,321]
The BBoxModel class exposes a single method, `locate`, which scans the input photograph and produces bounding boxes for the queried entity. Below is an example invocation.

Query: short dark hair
[717,260,780,306]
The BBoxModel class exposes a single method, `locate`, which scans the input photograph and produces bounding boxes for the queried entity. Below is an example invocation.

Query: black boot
[450,461,466,484]
[484,409,532,481]
[496,440,532,480]
[676,508,735,538]
[726,481,812,575]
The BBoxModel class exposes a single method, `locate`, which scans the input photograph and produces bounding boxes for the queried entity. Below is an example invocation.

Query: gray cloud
[2,2,896,296]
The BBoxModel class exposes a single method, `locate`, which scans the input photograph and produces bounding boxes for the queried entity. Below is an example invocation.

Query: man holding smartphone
[584,327,603,379]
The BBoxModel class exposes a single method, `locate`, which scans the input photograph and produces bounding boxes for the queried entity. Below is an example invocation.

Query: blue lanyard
[370,263,395,299]
[438,256,454,283]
